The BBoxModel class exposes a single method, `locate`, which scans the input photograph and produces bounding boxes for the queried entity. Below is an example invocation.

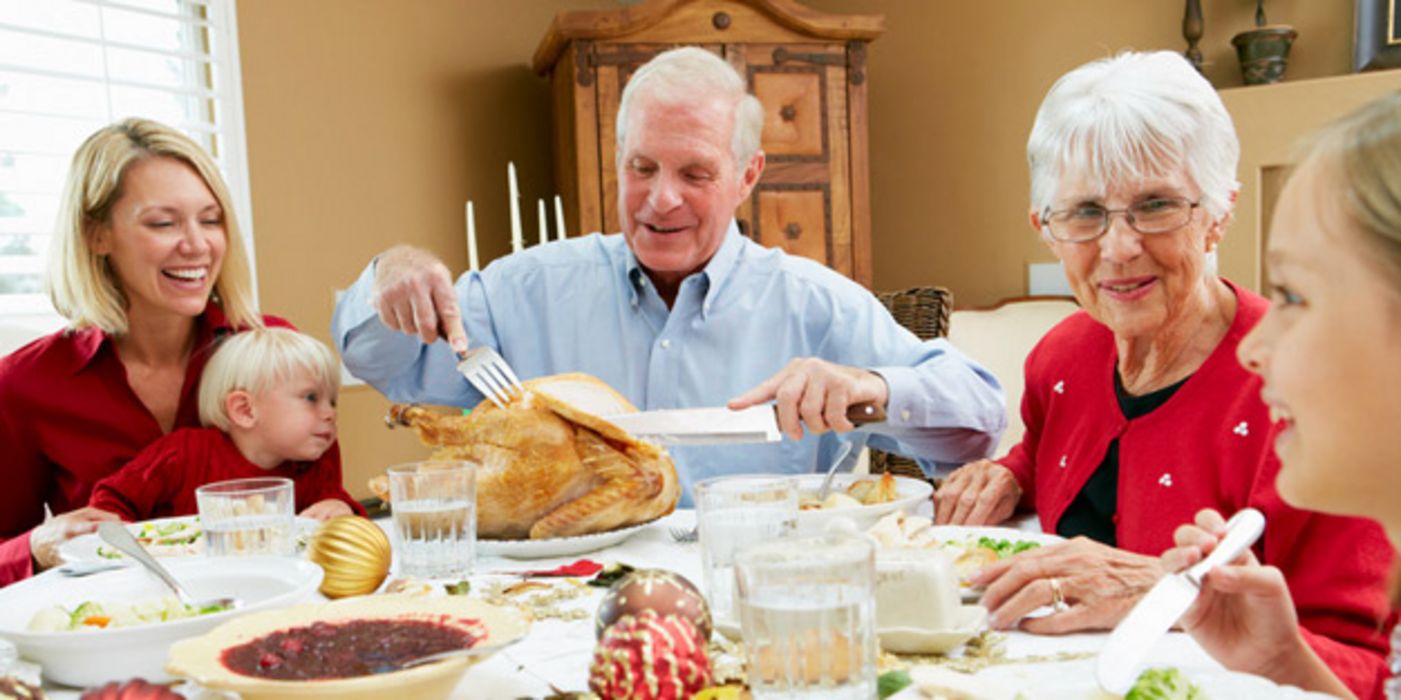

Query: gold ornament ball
[307,515,391,598]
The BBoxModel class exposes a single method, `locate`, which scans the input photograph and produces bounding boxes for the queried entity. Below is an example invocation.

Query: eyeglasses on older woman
[1041,196,1201,243]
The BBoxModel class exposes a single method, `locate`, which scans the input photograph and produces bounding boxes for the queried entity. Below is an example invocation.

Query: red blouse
[0,307,291,585]
[999,281,1395,699]
[88,427,363,521]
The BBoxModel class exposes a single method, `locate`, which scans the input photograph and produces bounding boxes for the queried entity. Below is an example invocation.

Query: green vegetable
[444,580,472,596]
[69,601,105,626]
[1125,667,1207,700]
[876,670,912,699]
[975,536,1041,559]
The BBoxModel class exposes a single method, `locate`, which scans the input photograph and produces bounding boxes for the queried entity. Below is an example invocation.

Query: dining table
[30,506,1240,699]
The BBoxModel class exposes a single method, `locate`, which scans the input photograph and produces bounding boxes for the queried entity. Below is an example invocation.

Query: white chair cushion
[948,298,1080,458]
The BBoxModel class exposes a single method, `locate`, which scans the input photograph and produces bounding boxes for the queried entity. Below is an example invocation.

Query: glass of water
[694,475,798,638]
[195,477,295,556]
[735,534,877,700]
[388,460,476,579]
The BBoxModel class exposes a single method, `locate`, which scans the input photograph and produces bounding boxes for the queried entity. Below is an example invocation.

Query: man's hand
[974,536,1165,634]
[371,244,468,353]
[934,459,1020,525]
[728,358,888,441]
[30,507,121,571]
[300,499,354,522]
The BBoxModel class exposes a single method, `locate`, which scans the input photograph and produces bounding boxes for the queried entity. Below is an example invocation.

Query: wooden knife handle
[848,401,886,424]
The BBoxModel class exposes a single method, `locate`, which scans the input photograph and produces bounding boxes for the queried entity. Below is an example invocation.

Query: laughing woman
[932,52,1394,697]
[0,119,295,584]
[1165,93,1401,698]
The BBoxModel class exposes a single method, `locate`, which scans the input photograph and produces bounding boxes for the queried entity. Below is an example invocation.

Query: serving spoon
[373,641,513,673]
[97,521,240,612]
[814,441,858,502]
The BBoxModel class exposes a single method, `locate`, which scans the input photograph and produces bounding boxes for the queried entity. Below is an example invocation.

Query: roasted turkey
[374,373,679,540]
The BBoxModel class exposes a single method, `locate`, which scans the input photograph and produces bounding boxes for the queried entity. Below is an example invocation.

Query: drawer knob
[780,104,797,122]
[784,223,802,239]
[712,11,731,30]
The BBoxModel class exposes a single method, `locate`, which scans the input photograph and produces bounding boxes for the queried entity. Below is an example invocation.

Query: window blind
[0,0,253,326]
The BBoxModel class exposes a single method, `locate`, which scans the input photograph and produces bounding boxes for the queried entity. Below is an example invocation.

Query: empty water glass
[735,534,877,700]
[694,475,798,638]
[388,460,476,579]
[195,477,295,556]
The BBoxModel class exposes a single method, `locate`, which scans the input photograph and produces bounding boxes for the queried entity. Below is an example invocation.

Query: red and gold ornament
[588,610,712,700]
[596,569,712,642]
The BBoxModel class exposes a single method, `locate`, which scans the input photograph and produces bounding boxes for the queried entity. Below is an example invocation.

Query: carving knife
[1095,507,1266,695]
[604,402,886,446]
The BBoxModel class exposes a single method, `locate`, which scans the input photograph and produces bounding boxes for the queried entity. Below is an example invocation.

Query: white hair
[1027,51,1240,224]
[615,46,764,173]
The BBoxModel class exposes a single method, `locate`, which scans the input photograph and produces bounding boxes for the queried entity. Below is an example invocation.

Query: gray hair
[1027,51,1240,226]
[615,46,764,174]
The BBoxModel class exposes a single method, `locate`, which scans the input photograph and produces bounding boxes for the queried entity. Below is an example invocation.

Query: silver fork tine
[458,348,508,408]
[495,354,525,395]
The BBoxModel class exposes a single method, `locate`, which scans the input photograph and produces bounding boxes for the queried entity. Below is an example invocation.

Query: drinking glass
[694,475,798,637]
[735,534,877,700]
[388,460,476,579]
[195,477,295,556]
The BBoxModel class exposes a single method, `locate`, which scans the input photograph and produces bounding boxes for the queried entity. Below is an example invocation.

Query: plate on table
[866,522,1061,602]
[892,658,1336,699]
[476,520,656,560]
[59,515,320,565]
[794,473,933,535]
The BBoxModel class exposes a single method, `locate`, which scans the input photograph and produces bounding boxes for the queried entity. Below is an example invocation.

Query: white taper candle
[537,198,548,246]
[508,161,522,253]
[465,200,479,272]
[554,195,567,240]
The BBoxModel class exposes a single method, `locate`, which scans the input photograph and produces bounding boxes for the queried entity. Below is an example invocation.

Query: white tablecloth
[34,509,1223,698]
[447,509,1223,698]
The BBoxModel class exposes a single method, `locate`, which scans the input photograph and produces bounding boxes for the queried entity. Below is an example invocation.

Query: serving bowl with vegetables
[0,556,322,686]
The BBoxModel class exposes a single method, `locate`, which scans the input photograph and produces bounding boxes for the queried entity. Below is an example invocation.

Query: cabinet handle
[780,104,797,122]
[784,223,802,240]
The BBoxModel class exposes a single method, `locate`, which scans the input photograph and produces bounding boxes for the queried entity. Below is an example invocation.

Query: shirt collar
[67,304,236,375]
[623,220,744,317]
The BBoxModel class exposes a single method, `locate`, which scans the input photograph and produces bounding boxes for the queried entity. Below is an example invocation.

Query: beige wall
[236,0,1374,496]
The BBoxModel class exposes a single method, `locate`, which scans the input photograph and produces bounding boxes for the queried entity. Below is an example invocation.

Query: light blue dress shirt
[333,223,1006,504]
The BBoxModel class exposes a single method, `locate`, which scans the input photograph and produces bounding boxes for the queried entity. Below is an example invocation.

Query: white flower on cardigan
[1233,421,1249,437]
[1158,473,1174,487]
[1053,380,1065,394]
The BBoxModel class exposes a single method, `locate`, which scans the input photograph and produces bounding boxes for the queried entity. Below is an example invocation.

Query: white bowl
[0,556,322,687]
[794,474,932,535]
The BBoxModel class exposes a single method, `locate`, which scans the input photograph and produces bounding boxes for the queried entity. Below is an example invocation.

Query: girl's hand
[30,507,122,570]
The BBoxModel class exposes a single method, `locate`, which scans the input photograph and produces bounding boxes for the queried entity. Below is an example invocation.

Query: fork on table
[669,526,698,543]
[455,346,524,408]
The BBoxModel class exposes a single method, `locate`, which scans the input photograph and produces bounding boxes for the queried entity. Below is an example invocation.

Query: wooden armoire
[532,0,884,287]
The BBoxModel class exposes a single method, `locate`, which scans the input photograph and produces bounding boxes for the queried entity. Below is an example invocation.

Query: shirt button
[900,409,911,422]
[660,339,672,350]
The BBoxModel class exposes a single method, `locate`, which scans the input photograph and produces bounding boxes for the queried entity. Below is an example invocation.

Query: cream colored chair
[947,296,1080,457]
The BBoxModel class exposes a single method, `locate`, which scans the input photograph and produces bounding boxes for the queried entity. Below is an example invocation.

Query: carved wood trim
[746,61,829,163]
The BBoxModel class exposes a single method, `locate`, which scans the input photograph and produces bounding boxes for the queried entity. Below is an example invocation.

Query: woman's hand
[371,244,468,353]
[300,499,354,522]
[1164,509,1347,694]
[934,459,1020,525]
[30,507,122,571]
[975,536,1164,634]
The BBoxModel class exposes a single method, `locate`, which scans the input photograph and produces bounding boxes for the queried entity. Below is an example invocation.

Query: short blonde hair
[198,328,341,431]
[48,118,260,334]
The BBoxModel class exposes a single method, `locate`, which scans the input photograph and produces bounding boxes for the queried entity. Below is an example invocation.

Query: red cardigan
[89,427,363,521]
[0,308,290,586]
[999,281,1395,699]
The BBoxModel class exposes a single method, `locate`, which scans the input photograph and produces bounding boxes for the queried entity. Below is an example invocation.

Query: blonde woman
[1165,92,1401,698]
[0,118,290,585]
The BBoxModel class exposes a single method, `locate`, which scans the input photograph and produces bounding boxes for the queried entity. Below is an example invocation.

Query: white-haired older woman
[1164,92,1401,699]
[0,118,295,585]
[933,51,1392,696]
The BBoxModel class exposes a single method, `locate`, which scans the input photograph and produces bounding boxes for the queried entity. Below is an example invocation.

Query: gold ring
[1049,576,1068,611]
